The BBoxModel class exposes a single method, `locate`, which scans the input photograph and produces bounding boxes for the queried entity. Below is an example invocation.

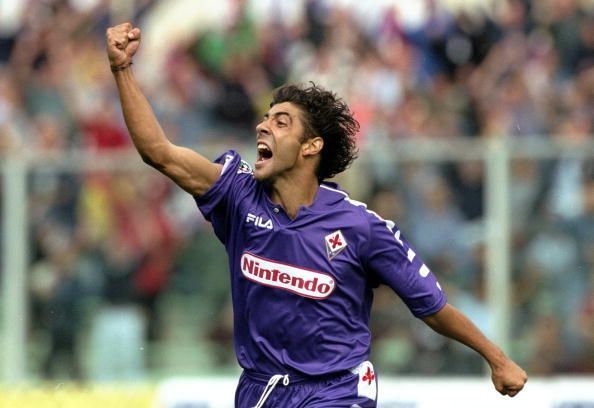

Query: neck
[269,174,319,219]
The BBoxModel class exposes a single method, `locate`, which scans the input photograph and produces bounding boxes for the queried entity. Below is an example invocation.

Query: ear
[302,137,324,157]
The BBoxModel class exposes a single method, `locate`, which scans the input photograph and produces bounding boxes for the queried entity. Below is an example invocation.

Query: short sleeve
[363,213,447,318]
[194,150,255,244]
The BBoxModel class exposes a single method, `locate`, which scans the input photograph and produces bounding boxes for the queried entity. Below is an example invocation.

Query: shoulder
[213,151,251,175]
[319,183,370,213]
[197,150,258,204]
[322,184,401,246]
[318,183,386,228]
[214,151,255,182]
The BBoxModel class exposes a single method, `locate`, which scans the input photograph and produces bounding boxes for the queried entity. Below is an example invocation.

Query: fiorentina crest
[325,230,347,260]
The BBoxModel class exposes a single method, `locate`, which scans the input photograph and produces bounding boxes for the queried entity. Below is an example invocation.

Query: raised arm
[422,303,527,397]
[106,22,221,196]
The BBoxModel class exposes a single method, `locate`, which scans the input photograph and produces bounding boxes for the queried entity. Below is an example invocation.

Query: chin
[254,168,280,184]
[253,170,269,182]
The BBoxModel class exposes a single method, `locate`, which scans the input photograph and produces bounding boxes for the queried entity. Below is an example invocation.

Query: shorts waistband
[243,368,353,385]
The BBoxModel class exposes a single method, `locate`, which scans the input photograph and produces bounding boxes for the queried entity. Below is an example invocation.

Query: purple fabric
[195,151,447,377]
[235,371,377,408]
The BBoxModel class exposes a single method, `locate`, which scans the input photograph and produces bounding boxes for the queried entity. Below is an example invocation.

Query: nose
[256,120,270,136]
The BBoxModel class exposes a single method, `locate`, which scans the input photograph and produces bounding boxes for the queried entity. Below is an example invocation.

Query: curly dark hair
[270,83,359,181]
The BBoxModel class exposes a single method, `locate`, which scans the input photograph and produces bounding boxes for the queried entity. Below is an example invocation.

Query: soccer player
[106,23,527,407]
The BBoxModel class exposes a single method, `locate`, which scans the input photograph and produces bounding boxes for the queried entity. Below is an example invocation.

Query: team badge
[325,230,347,260]
[237,160,253,174]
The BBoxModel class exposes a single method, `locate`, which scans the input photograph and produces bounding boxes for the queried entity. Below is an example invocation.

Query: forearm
[112,67,170,165]
[422,302,528,396]
[422,303,505,369]
[106,23,222,195]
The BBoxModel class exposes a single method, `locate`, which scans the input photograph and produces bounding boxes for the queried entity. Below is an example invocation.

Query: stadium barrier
[155,376,594,408]
[3,377,594,407]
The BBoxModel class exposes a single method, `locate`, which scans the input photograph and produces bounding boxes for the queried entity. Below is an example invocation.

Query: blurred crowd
[0,0,594,381]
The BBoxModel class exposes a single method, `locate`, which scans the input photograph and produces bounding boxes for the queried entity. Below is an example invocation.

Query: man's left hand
[491,358,528,397]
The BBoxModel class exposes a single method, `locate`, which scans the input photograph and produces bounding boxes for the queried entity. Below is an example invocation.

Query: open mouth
[257,142,273,163]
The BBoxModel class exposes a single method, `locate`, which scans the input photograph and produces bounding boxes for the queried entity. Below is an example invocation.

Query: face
[254,102,311,182]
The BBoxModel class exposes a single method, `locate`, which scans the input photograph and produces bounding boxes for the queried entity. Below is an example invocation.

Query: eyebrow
[263,111,292,122]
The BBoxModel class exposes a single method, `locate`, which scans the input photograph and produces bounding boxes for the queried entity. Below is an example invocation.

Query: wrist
[486,348,508,370]
[110,61,133,73]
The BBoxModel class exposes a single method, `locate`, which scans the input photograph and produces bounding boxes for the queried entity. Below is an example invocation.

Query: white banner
[156,376,594,408]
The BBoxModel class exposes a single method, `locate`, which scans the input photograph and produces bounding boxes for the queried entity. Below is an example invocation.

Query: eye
[276,120,287,127]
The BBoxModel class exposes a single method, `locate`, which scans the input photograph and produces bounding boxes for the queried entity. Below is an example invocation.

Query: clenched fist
[491,357,528,397]
[106,22,141,71]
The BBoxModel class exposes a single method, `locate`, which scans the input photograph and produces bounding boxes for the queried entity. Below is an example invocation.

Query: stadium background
[1,0,594,406]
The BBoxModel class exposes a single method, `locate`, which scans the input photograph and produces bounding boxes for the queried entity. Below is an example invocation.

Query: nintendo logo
[240,253,335,300]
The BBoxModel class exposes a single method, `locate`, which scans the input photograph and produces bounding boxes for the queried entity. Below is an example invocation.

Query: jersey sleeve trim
[411,292,447,318]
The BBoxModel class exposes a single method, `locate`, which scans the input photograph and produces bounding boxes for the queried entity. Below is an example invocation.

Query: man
[106,22,527,407]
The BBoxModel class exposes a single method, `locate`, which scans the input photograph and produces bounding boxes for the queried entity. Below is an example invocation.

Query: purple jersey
[195,151,446,377]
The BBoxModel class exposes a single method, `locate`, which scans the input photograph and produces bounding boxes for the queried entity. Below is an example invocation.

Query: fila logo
[241,253,336,299]
[246,213,273,230]
[325,230,347,260]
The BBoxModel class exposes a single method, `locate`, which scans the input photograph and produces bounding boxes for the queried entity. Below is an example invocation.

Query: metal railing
[2,136,594,383]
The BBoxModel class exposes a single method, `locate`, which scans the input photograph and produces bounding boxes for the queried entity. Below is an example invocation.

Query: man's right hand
[106,21,221,197]
[106,22,141,70]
